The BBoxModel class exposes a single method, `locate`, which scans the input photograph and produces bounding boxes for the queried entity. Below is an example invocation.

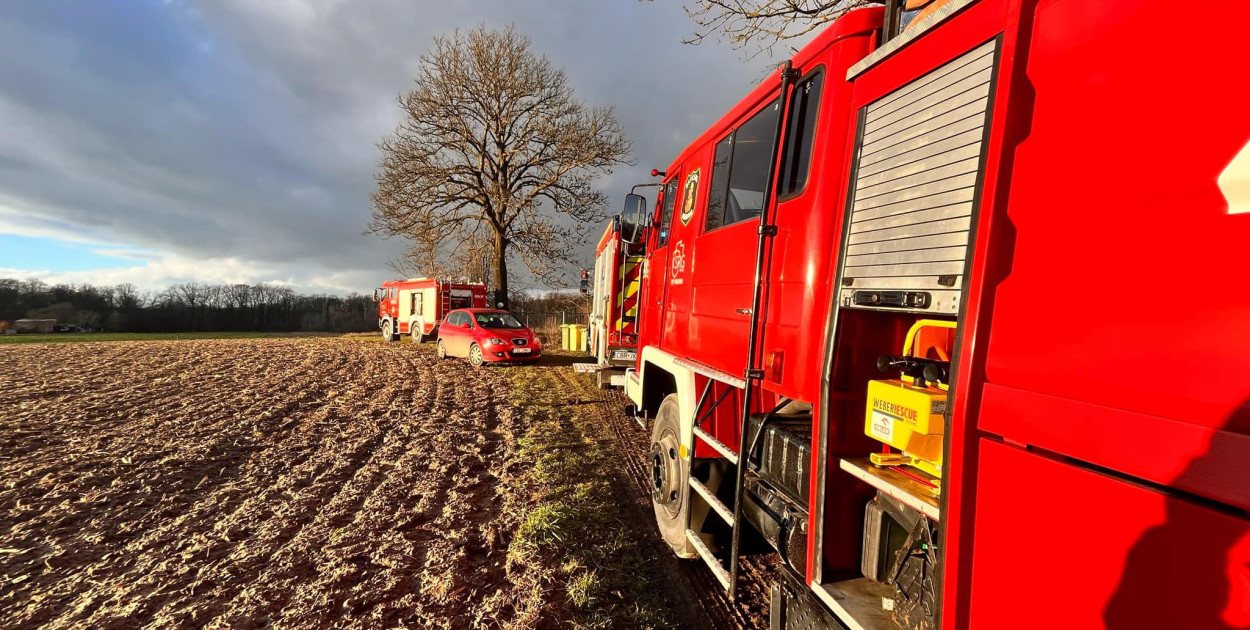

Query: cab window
[778,69,824,197]
[658,177,678,247]
[705,100,781,231]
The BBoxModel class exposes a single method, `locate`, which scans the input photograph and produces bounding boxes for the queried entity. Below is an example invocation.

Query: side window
[389,288,397,299]
[705,100,781,231]
[705,135,733,231]
[658,177,678,247]
[447,312,461,326]
[413,293,422,316]
[779,70,824,197]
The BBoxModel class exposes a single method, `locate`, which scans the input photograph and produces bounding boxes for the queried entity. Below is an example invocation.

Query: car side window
[447,312,461,326]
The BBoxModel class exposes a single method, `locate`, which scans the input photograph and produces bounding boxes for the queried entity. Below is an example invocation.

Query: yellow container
[560,324,572,350]
[864,379,946,474]
[572,325,587,351]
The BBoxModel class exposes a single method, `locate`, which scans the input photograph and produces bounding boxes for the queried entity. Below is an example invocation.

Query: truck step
[689,477,734,526]
[693,426,739,466]
[673,357,746,389]
[686,529,731,590]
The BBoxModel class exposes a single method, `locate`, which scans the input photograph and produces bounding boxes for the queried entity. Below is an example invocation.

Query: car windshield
[474,312,524,329]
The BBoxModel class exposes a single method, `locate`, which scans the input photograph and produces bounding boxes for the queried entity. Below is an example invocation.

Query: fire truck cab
[584,217,644,388]
[621,1,1250,629]
[374,278,488,342]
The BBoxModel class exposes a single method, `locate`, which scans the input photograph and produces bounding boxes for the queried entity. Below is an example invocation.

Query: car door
[457,312,475,357]
[443,312,464,356]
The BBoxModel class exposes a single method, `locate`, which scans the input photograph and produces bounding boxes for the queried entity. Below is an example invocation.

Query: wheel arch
[634,347,699,454]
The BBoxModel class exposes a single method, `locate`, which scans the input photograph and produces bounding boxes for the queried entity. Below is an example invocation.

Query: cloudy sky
[0,0,793,295]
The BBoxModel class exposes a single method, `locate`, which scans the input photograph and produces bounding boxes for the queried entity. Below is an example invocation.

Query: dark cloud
[0,0,787,293]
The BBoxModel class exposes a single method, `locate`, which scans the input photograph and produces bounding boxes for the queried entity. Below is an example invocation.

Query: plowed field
[0,337,768,629]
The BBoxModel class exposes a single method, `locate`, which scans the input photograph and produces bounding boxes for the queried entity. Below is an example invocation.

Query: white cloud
[0,252,375,294]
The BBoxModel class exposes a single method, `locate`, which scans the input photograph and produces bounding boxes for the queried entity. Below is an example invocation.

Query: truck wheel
[468,343,484,368]
[411,321,425,343]
[436,339,447,359]
[651,394,694,557]
[382,320,395,342]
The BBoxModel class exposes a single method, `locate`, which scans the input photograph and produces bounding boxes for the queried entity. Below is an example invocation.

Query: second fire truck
[374,278,488,342]
[619,1,1250,629]
[583,217,644,388]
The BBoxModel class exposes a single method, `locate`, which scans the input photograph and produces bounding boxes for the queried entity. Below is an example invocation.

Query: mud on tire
[651,394,694,558]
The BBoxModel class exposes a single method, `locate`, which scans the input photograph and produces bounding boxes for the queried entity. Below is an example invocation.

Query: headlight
[487,338,506,346]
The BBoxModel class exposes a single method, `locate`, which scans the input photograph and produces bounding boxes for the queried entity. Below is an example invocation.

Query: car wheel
[411,321,425,343]
[468,343,484,368]
[382,320,395,342]
[651,394,694,557]
[436,339,447,359]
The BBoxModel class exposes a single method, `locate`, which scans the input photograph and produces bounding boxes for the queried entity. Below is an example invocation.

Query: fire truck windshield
[474,312,525,329]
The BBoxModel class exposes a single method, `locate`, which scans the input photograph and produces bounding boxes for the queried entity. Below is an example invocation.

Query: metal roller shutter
[839,39,998,316]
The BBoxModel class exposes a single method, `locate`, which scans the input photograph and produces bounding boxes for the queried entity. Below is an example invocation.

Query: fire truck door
[641,176,679,347]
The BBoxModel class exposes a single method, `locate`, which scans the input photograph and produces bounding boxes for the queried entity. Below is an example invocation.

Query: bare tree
[670,0,874,53]
[369,25,633,309]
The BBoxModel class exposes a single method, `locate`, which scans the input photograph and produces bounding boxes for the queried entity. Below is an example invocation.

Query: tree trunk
[493,230,509,310]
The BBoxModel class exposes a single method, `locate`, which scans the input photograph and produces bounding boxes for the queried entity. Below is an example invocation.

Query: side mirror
[620,194,648,244]
[579,278,590,294]
[461,322,471,329]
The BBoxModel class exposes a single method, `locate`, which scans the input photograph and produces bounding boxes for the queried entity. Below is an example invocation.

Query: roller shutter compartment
[839,39,999,316]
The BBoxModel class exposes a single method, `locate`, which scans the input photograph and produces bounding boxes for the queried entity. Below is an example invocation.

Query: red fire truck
[374,278,488,342]
[619,1,1250,628]
[582,217,645,388]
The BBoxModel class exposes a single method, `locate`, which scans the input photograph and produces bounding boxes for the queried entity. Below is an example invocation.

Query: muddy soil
[0,337,769,629]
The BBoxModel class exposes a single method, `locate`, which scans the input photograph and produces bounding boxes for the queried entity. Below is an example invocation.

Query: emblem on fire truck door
[671,241,687,278]
[680,169,700,225]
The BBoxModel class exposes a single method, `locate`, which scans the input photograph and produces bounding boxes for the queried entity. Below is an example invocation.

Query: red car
[435,308,541,367]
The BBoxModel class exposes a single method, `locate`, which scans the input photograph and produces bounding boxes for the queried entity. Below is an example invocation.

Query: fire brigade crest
[671,241,686,276]
[680,169,700,225]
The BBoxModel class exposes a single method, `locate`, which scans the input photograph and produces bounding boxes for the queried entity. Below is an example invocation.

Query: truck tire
[410,320,425,343]
[651,394,694,557]
[382,320,396,342]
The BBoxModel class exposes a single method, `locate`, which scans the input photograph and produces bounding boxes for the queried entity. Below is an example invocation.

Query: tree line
[0,279,375,333]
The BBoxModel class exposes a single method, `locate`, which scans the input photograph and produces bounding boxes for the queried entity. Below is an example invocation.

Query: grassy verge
[0,331,325,345]
[505,365,673,629]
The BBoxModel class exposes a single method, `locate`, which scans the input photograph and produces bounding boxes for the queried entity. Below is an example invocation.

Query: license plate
[513,347,532,354]
[611,349,637,362]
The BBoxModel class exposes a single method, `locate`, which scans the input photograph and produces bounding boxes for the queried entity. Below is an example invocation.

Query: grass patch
[506,365,673,629]
[0,331,311,345]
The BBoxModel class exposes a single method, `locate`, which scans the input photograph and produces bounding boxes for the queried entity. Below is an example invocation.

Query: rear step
[686,529,731,589]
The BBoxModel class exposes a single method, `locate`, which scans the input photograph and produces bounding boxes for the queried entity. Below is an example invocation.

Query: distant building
[14,319,56,334]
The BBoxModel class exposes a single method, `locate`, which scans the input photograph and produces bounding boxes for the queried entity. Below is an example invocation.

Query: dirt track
[0,337,769,629]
